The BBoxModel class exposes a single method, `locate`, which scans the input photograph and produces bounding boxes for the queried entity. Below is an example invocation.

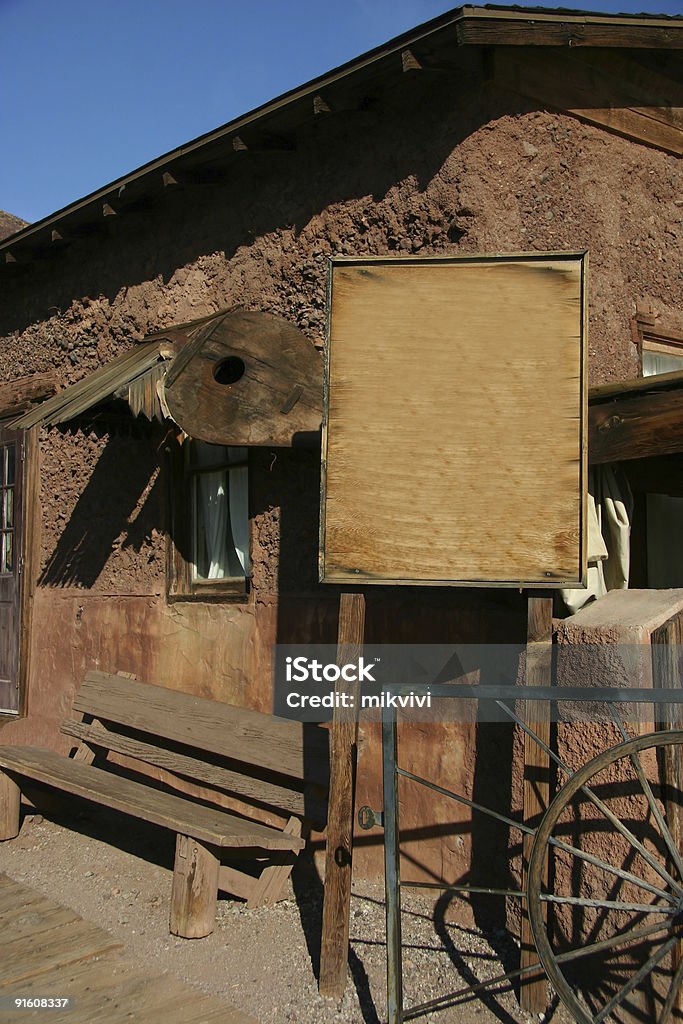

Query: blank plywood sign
[320,254,587,588]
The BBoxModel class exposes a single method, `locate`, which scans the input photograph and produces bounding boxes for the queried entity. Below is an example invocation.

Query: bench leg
[247,816,303,909]
[169,834,219,938]
[0,771,20,841]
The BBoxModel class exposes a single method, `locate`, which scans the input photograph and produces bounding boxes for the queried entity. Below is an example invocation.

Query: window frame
[635,310,683,376]
[166,437,250,602]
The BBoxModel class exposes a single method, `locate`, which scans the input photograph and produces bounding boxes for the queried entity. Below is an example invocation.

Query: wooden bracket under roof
[494,47,683,155]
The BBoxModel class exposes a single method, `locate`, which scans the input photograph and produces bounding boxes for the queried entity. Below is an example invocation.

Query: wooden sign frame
[319,253,587,589]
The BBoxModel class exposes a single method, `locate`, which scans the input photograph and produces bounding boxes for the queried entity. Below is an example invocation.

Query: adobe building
[0,5,682,886]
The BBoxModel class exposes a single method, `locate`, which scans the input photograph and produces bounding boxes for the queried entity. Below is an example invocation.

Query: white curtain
[228,446,250,575]
[196,442,228,579]
[562,465,633,614]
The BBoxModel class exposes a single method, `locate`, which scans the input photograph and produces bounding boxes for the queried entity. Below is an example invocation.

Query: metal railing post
[382,697,403,1023]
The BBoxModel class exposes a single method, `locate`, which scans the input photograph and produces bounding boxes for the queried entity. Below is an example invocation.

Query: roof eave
[2,4,683,260]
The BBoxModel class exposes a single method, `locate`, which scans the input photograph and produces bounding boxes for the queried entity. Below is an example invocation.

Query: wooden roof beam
[589,387,683,463]
[0,372,60,420]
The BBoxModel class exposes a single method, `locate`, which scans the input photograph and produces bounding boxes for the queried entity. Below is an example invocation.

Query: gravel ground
[0,805,573,1024]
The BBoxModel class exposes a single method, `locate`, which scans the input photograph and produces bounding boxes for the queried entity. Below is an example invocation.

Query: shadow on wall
[39,427,164,588]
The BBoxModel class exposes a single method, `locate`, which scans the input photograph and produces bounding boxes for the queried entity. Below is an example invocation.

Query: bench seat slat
[73,671,329,783]
[0,746,305,852]
[60,717,327,821]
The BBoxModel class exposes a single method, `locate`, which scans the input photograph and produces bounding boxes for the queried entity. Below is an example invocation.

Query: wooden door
[0,427,24,714]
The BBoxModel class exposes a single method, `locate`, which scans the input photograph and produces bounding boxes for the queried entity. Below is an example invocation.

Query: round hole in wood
[213,356,246,386]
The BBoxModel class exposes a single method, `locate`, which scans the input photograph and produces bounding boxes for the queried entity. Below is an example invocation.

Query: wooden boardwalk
[0,874,258,1023]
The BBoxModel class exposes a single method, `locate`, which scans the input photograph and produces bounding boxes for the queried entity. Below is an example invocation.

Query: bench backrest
[61,670,328,824]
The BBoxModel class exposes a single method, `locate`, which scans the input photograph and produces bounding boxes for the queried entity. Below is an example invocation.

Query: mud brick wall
[0,64,680,886]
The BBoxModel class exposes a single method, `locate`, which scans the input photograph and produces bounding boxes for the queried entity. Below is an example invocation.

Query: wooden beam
[0,372,59,419]
[495,49,683,155]
[652,612,683,1019]
[589,387,683,463]
[319,591,366,999]
[573,49,683,128]
[519,595,553,1013]
[458,16,683,49]
[0,771,20,841]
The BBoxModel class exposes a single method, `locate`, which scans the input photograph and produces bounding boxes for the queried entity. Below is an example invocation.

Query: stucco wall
[0,65,680,887]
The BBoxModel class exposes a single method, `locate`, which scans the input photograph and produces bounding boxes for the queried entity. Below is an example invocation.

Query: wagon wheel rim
[528,729,683,1024]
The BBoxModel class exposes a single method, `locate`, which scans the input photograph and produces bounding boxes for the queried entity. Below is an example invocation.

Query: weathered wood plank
[0,372,59,419]
[0,918,122,986]
[218,863,257,901]
[247,816,302,908]
[321,256,586,587]
[652,612,683,1019]
[494,49,683,155]
[319,591,366,998]
[519,595,553,1012]
[589,369,683,403]
[0,746,305,850]
[0,770,20,840]
[169,834,220,938]
[458,16,683,49]
[164,308,322,447]
[73,671,329,782]
[0,877,259,1024]
[589,387,683,463]
[61,716,326,821]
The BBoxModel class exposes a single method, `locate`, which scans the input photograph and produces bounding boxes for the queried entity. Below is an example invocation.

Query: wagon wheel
[528,729,683,1024]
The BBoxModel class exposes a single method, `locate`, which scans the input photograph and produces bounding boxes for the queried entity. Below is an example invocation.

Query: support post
[169,834,219,938]
[519,594,553,1012]
[319,590,366,998]
[0,770,20,841]
[652,611,683,1018]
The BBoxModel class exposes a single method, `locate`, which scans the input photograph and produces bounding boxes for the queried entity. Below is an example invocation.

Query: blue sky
[2,0,682,223]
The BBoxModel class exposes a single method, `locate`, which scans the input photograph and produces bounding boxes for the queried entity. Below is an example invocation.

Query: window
[168,440,250,599]
[636,310,683,378]
[0,444,15,575]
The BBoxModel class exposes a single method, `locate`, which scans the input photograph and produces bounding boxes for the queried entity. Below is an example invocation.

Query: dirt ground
[0,804,574,1024]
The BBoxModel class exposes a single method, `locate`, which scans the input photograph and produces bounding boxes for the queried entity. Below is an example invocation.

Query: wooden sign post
[319,591,366,998]
[520,594,553,1012]
[318,253,587,1008]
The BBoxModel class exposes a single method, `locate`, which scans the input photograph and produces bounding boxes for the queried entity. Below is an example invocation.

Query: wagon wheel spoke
[527,731,683,1024]
[609,704,683,883]
[593,934,678,1023]
[659,952,683,1024]
[578,782,683,897]
[553,917,671,967]
[539,894,674,914]
[496,700,683,895]
[549,835,675,904]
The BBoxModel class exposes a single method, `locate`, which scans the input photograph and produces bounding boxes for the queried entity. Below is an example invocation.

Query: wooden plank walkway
[0,874,258,1024]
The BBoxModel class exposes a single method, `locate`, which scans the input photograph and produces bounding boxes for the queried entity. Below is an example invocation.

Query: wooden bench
[0,670,329,938]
